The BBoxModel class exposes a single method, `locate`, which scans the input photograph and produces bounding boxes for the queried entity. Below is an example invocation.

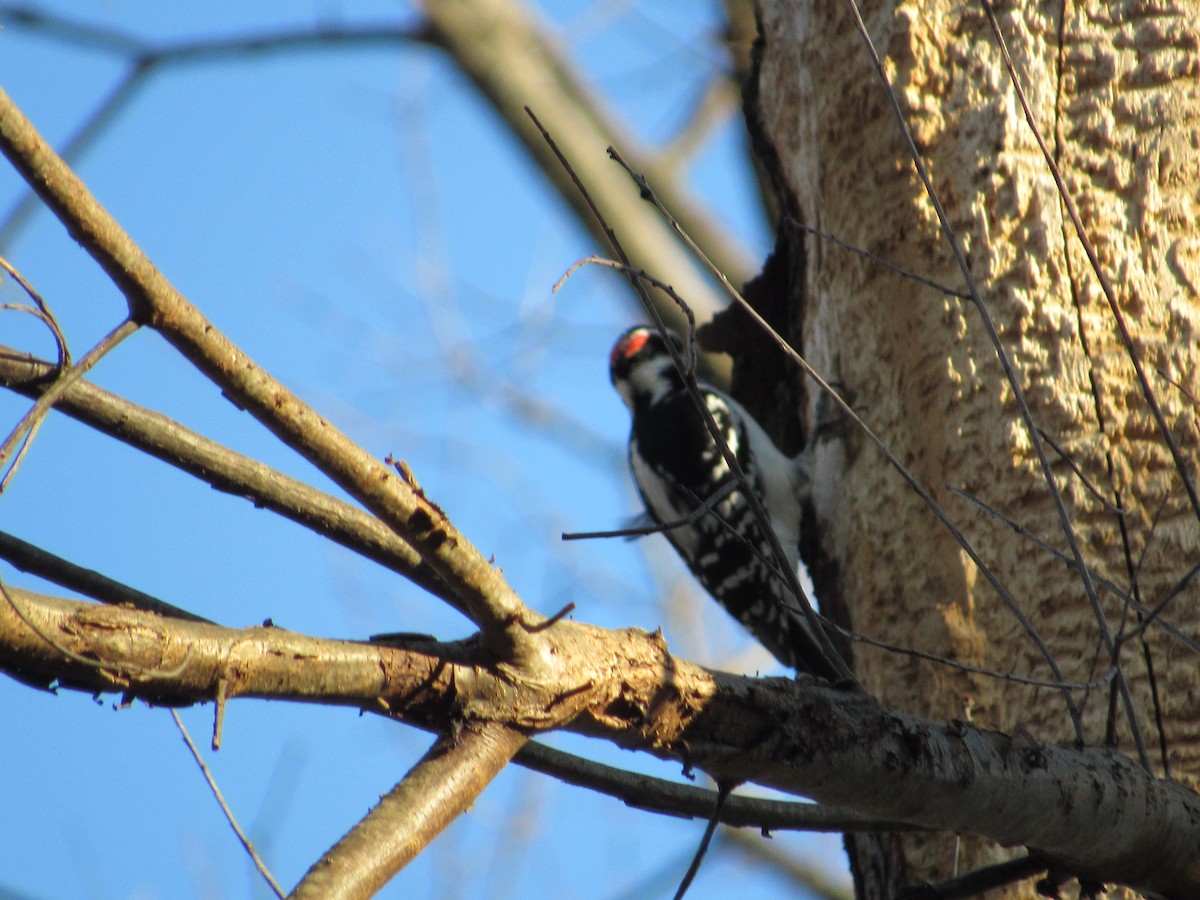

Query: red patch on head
[611,329,651,369]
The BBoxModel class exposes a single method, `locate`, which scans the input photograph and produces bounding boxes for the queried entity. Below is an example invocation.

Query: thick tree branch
[2,588,1196,898]
[0,86,536,659]
[292,722,527,899]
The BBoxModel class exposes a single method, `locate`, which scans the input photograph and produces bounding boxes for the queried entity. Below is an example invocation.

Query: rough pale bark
[751,0,1200,895]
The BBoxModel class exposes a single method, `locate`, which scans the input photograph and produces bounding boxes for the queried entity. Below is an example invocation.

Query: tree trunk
[745,0,1200,895]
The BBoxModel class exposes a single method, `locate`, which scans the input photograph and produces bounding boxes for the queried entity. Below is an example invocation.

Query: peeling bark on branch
[3,588,1197,897]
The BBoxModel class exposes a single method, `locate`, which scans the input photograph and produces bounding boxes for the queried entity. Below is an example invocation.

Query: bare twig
[1124,559,1200,648]
[170,710,284,898]
[514,740,922,833]
[1034,428,1122,515]
[842,623,1115,692]
[0,318,138,492]
[563,479,737,541]
[783,217,969,299]
[0,255,69,363]
[0,529,211,623]
[1157,367,1200,410]
[948,484,1200,655]
[673,783,730,900]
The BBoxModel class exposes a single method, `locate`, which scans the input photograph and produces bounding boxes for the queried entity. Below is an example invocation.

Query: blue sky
[0,3,849,897]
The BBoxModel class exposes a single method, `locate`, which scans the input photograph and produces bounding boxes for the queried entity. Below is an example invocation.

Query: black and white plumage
[610,325,845,680]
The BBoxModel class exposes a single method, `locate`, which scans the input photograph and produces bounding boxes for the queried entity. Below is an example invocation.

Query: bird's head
[609,326,687,413]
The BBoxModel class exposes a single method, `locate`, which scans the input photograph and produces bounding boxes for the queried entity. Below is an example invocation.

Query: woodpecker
[609,325,846,680]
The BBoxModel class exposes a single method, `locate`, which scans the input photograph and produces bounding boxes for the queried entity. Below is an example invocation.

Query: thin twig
[948,483,1200,655]
[783,217,969,299]
[170,710,285,898]
[673,783,730,900]
[1106,482,1169,769]
[1157,367,1200,409]
[555,254,702,370]
[0,255,69,364]
[1035,428,1122,514]
[513,740,923,833]
[1123,558,1200,647]
[842,623,1115,692]
[0,529,211,622]
[0,317,138,492]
